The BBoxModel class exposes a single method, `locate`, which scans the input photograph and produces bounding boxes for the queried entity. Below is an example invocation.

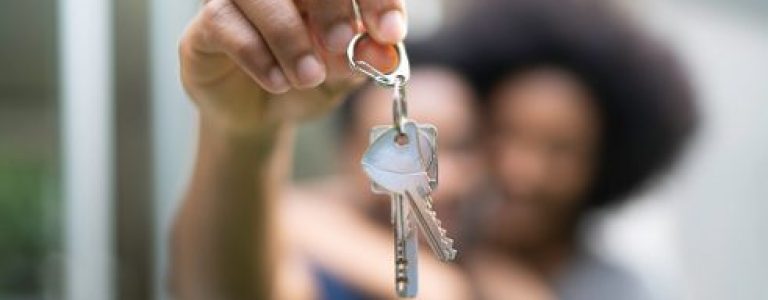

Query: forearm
[171,117,294,299]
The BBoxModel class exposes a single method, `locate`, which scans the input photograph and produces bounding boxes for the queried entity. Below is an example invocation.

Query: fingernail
[325,23,354,53]
[268,67,290,93]
[296,55,325,88]
[378,10,407,43]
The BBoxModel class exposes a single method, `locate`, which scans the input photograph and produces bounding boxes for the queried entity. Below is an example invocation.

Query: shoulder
[555,252,654,300]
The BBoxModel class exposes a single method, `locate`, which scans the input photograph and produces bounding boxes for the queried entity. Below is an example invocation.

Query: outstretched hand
[180,0,404,134]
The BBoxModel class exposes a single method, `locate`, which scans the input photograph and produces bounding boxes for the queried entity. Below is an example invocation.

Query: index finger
[233,0,326,89]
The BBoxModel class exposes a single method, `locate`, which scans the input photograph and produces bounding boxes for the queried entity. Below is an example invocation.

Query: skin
[173,0,600,297]
[470,67,601,288]
[173,0,405,298]
[277,68,482,299]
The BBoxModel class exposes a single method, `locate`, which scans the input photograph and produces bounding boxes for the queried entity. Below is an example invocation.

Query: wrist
[197,115,292,162]
[198,110,287,140]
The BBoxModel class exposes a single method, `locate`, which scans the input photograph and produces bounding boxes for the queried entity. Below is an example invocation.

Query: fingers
[233,0,326,89]
[303,0,407,51]
[357,0,407,44]
[183,0,407,95]
[305,0,356,53]
[182,0,291,94]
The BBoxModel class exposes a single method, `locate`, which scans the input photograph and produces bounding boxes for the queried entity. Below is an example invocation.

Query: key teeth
[447,249,458,260]
[423,204,452,243]
[432,217,456,258]
[438,248,458,262]
[406,189,458,261]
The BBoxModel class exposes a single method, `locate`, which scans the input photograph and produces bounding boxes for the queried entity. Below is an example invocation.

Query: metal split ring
[392,81,408,134]
[347,33,411,134]
[346,33,410,88]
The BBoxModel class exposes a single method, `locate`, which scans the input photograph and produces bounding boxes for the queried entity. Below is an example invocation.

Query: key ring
[347,33,411,134]
[392,79,407,134]
[346,33,410,88]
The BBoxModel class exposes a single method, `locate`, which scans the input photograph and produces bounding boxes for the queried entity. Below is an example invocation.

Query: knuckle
[229,41,274,87]
[232,38,273,71]
[231,39,257,61]
[179,9,216,57]
[266,24,297,44]
[178,31,193,58]
[231,40,254,59]
[199,0,236,30]
[262,19,309,55]
[275,34,311,60]
[312,6,351,25]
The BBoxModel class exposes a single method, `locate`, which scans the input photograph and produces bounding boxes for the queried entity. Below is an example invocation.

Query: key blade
[403,195,419,297]
[392,193,418,297]
[404,189,457,262]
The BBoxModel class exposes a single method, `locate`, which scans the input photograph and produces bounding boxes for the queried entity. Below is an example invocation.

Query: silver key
[392,193,418,297]
[370,126,423,297]
[370,124,438,194]
[362,121,457,262]
[404,188,457,261]
[348,32,453,298]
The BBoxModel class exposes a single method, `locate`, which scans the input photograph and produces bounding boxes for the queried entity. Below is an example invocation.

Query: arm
[171,120,292,299]
[282,193,472,299]
[170,0,405,298]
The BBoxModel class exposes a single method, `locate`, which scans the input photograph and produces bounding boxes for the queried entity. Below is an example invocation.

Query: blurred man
[171,0,479,298]
[274,67,482,299]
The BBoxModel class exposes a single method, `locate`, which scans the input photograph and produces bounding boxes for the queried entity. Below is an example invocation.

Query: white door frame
[59,0,114,298]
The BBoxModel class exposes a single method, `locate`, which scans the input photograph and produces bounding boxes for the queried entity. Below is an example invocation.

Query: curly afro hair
[408,0,698,209]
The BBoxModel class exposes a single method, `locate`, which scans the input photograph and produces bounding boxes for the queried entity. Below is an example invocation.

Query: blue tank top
[313,265,370,300]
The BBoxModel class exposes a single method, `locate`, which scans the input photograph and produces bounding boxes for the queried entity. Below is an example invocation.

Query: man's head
[338,67,483,233]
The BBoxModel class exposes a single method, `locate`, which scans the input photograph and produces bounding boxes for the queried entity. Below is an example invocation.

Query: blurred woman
[422,0,697,299]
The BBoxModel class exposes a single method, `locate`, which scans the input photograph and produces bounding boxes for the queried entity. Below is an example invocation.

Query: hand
[180,0,404,134]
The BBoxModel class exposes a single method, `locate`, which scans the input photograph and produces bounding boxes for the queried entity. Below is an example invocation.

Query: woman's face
[484,68,600,251]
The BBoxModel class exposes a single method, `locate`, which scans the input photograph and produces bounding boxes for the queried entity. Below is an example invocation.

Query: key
[371,126,423,297]
[404,187,457,261]
[392,193,418,297]
[370,124,438,194]
[362,120,457,262]
[347,32,453,298]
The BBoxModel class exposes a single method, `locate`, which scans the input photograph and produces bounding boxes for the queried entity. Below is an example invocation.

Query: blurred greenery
[0,0,59,297]
[0,153,58,298]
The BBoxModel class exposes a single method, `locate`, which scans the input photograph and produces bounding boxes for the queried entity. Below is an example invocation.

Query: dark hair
[418,0,697,209]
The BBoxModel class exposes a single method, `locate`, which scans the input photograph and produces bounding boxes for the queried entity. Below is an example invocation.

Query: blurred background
[0,0,766,299]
